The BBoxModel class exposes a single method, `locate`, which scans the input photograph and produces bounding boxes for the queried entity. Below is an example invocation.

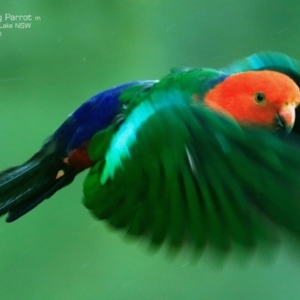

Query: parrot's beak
[275,105,296,133]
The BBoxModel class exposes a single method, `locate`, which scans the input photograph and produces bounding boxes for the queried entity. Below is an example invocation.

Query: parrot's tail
[0,147,77,222]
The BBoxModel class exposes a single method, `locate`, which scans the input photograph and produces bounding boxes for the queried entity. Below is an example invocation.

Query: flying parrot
[2,52,300,254]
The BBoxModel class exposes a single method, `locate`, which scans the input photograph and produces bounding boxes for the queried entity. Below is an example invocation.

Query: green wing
[83,87,300,253]
[222,51,300,85]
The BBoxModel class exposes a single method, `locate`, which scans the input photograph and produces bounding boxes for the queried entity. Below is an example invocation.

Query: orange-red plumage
[204,70,300,130]
[63,142,94,172]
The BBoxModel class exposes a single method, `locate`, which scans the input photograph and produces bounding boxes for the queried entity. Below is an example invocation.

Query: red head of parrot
[204,70,300,132]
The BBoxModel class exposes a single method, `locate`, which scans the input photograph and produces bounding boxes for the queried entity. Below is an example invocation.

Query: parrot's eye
[255,92,266,104]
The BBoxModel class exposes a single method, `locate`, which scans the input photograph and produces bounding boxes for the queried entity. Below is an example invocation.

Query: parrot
[2,52,300,254]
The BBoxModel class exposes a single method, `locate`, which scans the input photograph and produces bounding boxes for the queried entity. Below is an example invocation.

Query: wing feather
[83,88,300,253]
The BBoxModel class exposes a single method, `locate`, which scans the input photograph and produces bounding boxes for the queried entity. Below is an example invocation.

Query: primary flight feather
[1,52,300,254]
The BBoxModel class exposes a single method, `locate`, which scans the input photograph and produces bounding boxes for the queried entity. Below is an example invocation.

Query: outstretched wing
[83,88,300,253]
[222,51,300,134]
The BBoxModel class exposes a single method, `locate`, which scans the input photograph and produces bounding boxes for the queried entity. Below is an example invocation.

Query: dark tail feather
[0,149,76,222]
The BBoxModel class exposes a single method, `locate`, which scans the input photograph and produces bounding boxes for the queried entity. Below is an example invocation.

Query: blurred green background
[1,1,300,299]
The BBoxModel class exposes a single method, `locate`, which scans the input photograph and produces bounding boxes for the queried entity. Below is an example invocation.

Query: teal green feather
[222,51,300,84]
